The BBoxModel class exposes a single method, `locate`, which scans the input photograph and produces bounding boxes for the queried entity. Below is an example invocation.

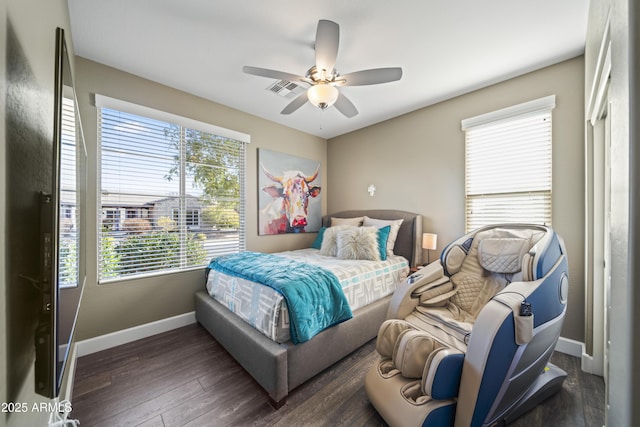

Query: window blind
[97,102,247,282]
[463,97,554,232]
[59,96,79,288]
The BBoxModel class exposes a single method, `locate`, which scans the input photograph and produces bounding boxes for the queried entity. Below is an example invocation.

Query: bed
[195,209,422,407]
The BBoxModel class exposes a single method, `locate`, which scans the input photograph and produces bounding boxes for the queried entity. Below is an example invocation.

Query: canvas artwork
[258,149,322,235]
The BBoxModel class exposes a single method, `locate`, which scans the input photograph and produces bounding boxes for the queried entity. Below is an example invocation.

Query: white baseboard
[554,336,584,358]
[74,314,587,370]
[580,351,605,376]
[75,311,196,357]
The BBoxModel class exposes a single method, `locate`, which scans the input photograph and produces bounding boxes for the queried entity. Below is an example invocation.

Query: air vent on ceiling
[266,80,305,99]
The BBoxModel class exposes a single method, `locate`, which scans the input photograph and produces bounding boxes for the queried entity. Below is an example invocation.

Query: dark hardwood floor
[71,323,605,426]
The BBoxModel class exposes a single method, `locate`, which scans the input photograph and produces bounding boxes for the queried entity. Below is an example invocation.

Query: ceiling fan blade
[281,91,309,115]
[315,20,339,73]
[333,92,358,118]
[339,67,403,86]
[242,66,306,83]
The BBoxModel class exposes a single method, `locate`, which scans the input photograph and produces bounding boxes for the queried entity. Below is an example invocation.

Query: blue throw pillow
[377,226,391,260]
[311,227,327,249]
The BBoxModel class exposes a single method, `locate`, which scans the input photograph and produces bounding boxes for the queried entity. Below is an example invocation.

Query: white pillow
[363,216,404,256]
[478,237,529,273]
[320,225,355,257]
[331,216,364,226]
[336,226,380,261]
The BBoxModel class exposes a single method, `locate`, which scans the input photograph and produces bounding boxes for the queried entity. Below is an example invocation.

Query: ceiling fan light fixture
[307,83,339,110]
[243,19,402,118]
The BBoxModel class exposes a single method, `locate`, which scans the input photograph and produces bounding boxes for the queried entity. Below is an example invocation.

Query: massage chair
[365,224,569,426]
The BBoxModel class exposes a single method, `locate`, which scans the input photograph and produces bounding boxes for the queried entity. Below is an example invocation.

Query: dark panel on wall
[5,20,54,400]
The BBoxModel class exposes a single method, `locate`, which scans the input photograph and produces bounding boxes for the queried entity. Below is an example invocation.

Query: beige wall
[328,57,586,342]
[73,57,327,341]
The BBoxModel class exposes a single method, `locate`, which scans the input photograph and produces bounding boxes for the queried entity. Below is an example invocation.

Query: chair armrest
[422,348,464,400]
[387,261,445,319]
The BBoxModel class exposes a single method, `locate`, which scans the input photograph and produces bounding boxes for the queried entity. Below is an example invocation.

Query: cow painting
[259,162,321,234]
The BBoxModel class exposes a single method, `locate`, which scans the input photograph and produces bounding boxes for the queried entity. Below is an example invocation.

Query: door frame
[583,8,611,389]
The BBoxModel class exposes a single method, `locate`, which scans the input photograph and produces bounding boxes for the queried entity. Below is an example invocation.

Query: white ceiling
[68,0,589,139]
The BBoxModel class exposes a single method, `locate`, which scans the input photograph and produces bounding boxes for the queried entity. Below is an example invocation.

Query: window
[96,95,249,282]
[59,96,80,288]
[462,95,555,232]
[172,208,200,228]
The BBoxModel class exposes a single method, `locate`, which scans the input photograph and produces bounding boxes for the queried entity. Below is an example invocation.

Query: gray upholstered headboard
[322,210,423,267]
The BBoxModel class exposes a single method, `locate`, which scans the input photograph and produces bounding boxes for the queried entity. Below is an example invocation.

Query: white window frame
[96,95,249,283]
[172,208,201,228]
[461,95,555,232]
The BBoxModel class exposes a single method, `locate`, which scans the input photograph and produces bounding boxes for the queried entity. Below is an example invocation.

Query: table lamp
[422,233,438,264]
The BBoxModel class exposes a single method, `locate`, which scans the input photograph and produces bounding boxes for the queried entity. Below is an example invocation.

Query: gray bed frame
[195,209,422,407]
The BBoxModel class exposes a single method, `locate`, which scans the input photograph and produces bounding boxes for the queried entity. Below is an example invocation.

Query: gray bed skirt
[195,290,391,407]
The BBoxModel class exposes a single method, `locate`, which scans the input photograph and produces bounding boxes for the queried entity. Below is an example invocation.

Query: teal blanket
[207,251,353,344]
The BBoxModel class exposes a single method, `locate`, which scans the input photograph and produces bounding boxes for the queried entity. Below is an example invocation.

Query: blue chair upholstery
[365,224,569,426]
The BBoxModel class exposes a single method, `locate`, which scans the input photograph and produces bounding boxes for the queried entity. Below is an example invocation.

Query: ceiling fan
[242,19,403,118]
